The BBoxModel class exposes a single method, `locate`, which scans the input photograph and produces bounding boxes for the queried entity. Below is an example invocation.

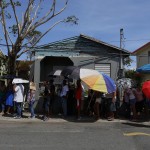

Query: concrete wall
[70,56,119,80]
[137,49,150,68]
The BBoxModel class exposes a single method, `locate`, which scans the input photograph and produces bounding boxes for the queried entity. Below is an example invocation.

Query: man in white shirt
[13,83,24,119]
[60,80,69,117]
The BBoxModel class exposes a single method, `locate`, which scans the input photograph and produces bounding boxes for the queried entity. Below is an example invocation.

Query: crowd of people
[0,80,36,119]
[120,86,150,121]
[0,79,150,122]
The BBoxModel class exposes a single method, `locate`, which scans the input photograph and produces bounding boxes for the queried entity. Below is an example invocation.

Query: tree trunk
[8,53,17,75]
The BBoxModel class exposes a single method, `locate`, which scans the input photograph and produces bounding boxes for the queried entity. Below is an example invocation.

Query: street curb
[0,115,149,126]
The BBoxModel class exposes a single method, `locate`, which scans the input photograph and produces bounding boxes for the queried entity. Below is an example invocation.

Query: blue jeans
[61,97,67,116]
[29,101,35,117]
[16,102,22,117]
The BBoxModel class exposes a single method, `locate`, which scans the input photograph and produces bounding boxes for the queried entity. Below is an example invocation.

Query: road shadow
[36,114,98,123]
[122,122,150,128]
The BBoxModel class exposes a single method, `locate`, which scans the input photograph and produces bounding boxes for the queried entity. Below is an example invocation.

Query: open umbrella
[61,66,116,93]
[80,69,116,93]
[61,66,80,79]
[48,70,62,77]
[136,64,150,73]
[142,80,150,99]
[12,78,29,84]
[116,78,133,90]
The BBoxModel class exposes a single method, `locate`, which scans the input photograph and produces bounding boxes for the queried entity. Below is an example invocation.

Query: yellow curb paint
[123,132,150,136]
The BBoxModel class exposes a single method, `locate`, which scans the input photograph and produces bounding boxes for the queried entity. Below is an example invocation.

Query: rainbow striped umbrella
[61,67,116,93]
[80,69,116,93]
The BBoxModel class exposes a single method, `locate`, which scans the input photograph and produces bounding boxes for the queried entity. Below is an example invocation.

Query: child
[28,82,36,119]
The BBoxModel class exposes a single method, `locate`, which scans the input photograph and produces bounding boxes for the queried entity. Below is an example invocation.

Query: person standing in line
[122,88,130,118]
[13,82,24,119]
[105,91,116,121]
[60,80,69,118]
[127,87,137,121]
[43,81,50,121]
[49,79,55,116]
[27,82,36,119]
[94,91,103,120]
[5,81,14,114]
[75,79,82,120]
[0,81,6,114]
[135,87,144,119]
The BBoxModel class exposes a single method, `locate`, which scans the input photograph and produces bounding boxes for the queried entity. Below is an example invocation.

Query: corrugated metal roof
[33,34,131,54]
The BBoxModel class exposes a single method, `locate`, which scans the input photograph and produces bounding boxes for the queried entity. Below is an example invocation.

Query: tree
[125,69,142,87]
[0,0,78,75]
[124,56,133,67]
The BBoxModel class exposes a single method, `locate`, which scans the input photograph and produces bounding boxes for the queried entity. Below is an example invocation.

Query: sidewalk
[0,112,149,126]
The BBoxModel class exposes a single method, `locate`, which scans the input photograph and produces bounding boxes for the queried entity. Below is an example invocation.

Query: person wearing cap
[27,82,36,119]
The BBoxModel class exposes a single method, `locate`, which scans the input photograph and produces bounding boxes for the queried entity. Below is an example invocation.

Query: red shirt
[75,85,82,100]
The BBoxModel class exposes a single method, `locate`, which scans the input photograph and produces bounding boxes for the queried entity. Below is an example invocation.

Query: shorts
[146,100,150,107]
[95,98,102,104]
[76,99,81,109]
[129,98,136,105]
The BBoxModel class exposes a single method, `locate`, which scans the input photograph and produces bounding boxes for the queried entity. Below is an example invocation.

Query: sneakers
[43,116,49,121]
[77,117,82,121]
[28,116,35,119]
[14,116,21,119]
[107,117,114,121]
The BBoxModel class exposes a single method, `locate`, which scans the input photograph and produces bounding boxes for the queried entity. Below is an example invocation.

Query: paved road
[0,119,149,150]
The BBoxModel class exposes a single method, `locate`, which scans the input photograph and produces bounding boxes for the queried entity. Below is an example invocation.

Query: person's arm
[13,84,17,92]
[65,86,69,98]
[132,89,137,98]
[112,91,116,102]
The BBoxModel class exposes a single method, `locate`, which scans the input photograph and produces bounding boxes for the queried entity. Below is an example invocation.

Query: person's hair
[49,79,54,83]
[77,79,81,88]
[63,80,67,85]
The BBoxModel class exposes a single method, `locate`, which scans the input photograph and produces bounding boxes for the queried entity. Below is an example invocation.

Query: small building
[32,34,130,98]
[132,42,150,81]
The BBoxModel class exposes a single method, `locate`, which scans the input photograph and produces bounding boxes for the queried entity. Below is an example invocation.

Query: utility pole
[120,28,124,70]
[118,28,124,78]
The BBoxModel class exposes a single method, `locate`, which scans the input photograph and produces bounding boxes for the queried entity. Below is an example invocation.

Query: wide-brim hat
[30,82,36,90]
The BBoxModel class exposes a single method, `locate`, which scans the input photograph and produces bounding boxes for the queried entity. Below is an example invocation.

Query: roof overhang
[132,42,150,56]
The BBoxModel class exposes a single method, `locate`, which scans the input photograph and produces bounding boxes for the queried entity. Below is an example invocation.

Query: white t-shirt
[60,85,69,97]
[14,84,24,102]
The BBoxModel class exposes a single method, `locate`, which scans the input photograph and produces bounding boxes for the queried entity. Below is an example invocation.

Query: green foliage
[64,16,79,25]
[9,24,18,36]
[26,30,42,45]
[0,0,78,75]
[125,69,142,87]
[124,57,133,67]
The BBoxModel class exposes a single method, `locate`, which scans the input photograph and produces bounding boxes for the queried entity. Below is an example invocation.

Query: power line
[110,38,150,43]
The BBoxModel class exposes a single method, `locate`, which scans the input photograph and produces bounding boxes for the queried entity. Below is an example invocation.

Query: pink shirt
[135,90,144,102]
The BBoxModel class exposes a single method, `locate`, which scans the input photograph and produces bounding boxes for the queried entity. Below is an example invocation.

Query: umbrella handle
[87,92,95,110]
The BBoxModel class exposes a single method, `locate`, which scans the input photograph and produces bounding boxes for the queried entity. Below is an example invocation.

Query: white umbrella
[12,78,29,84]
[48,70,62,76]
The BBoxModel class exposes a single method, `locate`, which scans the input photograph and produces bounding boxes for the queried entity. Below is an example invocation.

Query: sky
[1,0,150,69]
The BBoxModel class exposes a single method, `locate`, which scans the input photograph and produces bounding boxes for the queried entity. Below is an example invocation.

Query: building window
[94,63,111,77]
